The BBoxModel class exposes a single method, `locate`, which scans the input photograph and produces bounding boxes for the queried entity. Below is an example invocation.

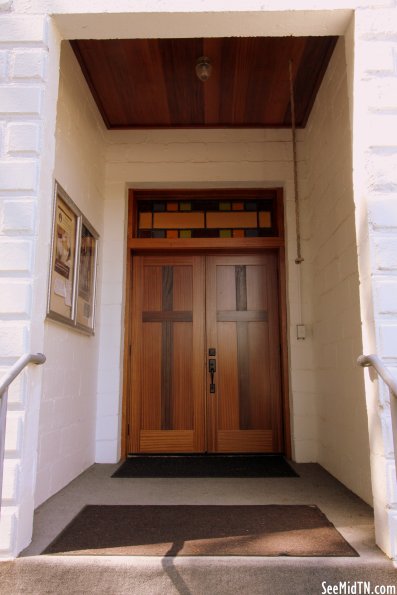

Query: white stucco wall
[301,37,372,504]
[34,42,106,507]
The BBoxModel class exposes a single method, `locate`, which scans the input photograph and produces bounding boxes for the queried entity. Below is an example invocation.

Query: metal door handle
[209,358,216,393]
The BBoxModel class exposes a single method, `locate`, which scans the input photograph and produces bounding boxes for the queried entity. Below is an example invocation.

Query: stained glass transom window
[136,198,276,238]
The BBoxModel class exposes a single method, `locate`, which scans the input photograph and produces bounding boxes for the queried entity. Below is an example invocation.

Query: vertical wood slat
[235,265,247,311]
[161,320,173,430]
[248,322,270,429]
[173,266,193,311]
[162,266,173,311]
[217,322,239,430]
[161,266,173,430]
[235,265,250,430]
[172,323,194,430]
[235,265,249,429]
[236,320,250,430]
[143,266,162,311]
[130,257,143,452]
[141,323,162,430]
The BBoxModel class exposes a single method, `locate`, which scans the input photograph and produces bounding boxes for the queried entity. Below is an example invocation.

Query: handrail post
[358,354,397,479]
[0,388,8,515]
[0,353,46,518]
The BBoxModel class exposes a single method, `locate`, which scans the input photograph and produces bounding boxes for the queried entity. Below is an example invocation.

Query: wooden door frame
[121,188,291,458]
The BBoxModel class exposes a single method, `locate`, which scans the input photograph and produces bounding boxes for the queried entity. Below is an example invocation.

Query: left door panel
[130,255,206,453]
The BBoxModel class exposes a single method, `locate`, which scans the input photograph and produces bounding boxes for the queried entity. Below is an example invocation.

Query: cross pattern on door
[130,254,282,453]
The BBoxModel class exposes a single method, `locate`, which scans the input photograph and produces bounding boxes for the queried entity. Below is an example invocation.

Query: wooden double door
[129,252,283,453]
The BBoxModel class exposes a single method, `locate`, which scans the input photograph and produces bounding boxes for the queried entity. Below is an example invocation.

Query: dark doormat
[112,454,298,478]
[42,505,358,557]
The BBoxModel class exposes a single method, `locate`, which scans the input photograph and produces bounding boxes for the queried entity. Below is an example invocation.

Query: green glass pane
[180,229,192,238]
[219,202,231,211]
[220,229,232,238]
[180,202,191,211]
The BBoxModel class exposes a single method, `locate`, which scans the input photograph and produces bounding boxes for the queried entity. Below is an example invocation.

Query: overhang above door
[70,36,337,129]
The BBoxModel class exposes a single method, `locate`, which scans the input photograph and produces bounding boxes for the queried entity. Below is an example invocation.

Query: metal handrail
[358,353,397,480]
[357,354,397,396]
[0,352,46,514]
[0,352,46,397]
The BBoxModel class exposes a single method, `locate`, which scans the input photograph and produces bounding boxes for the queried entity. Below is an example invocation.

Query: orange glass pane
[166,230,178,238]
[232,229,245,238]
[259,212,272,228]
[207,212,257,228]
[232,203,244,210]
[139,212,152,229]
[153,212,204,229]
[167,202,178,211]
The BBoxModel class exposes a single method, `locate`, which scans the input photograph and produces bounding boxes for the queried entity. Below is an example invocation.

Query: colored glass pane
[153,212,205,229]
[166,230,178,238]
[138,201,153,212]
[207,212,257,228]
[258,199,272,211]
[139,230,152,238]
[136,196,276,239]
[139,212,152,229]
[259,212,272,228]
[192,229,219,238]
[180,230,192,238]
[192,200,217,211]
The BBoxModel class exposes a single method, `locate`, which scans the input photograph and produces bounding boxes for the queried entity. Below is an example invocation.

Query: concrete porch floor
[0,462,396,594]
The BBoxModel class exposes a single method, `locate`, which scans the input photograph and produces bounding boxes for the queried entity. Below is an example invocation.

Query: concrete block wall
[300,36,372,505]
[100,127,318,463]
[352,6,397,558]
[0,12,54,556]
[34,42,106,507]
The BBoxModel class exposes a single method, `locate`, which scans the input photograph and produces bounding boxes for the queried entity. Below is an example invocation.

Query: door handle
[208,358,216,393]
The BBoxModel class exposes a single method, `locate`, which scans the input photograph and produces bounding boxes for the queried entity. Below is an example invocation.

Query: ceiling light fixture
[195,56,212,82]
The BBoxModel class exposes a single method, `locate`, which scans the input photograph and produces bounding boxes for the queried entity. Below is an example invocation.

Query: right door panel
[206,254,283,452]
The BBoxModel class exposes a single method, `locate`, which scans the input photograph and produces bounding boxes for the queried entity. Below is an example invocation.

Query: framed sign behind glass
[76,219,98,333]
[47,182,99,334]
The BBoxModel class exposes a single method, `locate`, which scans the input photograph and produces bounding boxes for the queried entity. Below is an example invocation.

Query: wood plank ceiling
[71,37,337,129]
